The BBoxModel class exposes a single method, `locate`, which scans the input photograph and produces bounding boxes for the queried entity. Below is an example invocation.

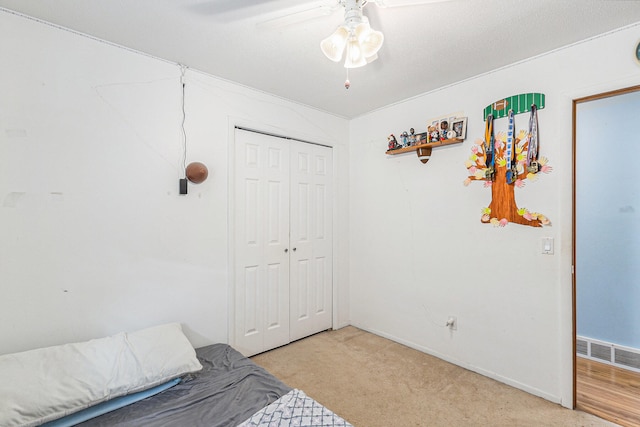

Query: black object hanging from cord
[178,64,209,195]
[179,65,188,194]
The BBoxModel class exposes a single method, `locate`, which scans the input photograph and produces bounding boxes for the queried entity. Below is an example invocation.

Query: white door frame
[571,83,640,409]
[227,118,341,351]
[557,75,640,408]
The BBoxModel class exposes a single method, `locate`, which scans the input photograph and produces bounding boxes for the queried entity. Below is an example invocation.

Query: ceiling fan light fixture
[344,37,367,68]
[321,26,350,62]
[320,0,385,70]
[355,22,384,58]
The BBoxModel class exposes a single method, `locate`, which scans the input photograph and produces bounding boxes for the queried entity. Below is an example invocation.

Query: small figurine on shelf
[408,128,416,146]
[439,120,449,140]
[428,125,439,143]
[400,131,409,147]
[387,134,399,150]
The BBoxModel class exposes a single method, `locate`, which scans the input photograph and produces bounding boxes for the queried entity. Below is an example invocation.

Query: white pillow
[0,323,202,427]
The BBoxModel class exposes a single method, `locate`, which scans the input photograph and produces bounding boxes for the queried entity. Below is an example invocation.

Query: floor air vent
[576,339,588,356]
[615,348,640,371]
[591,342,612,362]
[577,336,640,373]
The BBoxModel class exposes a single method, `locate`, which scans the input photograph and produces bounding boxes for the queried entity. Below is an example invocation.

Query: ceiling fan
[192,0,454,88]
[257,0,454,69]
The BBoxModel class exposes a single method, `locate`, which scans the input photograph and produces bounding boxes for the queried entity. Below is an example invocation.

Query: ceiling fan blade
[189,0,283,16]
[256,1,341,29]
[374,0,455,7]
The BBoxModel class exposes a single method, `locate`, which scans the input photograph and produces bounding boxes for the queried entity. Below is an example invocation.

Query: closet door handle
[292,248,297,252]
[284,248,288,253]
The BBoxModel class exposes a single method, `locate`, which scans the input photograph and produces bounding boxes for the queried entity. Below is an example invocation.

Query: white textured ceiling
[2,0,640,118]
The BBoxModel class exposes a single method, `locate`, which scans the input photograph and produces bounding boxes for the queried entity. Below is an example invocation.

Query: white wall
[348,23,640,406]
[0,11,349,355]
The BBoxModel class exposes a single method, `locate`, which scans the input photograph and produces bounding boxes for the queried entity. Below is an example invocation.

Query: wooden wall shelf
[385,138,463,155]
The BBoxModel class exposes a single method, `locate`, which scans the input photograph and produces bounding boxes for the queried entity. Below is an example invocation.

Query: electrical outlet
[446,316,457,330]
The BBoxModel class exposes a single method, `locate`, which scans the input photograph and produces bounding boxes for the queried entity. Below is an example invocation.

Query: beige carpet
[251,326,619,427]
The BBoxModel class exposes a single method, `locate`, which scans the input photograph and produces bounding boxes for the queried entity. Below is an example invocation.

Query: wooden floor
[576,357,640,427]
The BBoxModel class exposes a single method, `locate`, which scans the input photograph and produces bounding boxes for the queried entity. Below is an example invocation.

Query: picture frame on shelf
[451,117,467,140]
[415,132,428,145]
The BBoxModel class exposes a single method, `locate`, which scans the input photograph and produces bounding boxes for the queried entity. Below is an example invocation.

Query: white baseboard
[350,322,563,406]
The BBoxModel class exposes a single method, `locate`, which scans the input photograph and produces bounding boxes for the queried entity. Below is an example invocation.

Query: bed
[0,324,352,427]
[77,344,351,427]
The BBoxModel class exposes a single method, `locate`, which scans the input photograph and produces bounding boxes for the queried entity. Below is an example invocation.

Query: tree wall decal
[464,96,552,227]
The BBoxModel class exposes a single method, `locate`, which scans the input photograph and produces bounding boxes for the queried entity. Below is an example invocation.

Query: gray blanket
[78,344,291,427]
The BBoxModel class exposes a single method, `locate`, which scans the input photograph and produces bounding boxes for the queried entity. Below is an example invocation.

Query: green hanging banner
[483,93,545,121]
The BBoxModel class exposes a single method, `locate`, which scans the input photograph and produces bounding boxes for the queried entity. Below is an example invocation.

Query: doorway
[573,86,640,426]
[232,128,333,357]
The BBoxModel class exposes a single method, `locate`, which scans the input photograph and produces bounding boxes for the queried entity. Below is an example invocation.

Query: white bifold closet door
[234,129,333,356]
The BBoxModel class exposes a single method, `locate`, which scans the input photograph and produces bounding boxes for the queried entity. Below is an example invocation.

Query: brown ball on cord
[186,162,208,184]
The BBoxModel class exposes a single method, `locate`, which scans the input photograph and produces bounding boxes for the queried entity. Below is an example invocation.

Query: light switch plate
[541,237,554,255]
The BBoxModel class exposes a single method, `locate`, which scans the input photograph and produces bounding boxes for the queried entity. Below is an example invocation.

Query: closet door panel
[290,142,333,342]
[313,152,332,321]
[234,130,290,356]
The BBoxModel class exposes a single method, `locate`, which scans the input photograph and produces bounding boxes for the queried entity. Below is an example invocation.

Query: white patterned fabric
[237,389,352,427]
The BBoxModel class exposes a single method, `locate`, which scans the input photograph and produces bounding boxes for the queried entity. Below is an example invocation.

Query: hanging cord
[180,64,187,178]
